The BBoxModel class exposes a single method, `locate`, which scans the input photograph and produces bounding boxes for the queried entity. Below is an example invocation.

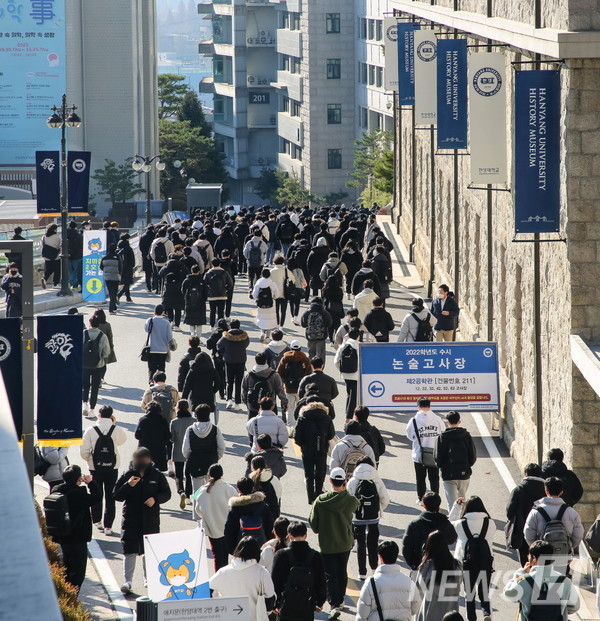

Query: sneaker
[328,608,341,620]
[109,310,117,315]
[483,615,491,621]
[40,277,46,289]
[120,582,132,595]
[104,528,113,536]
[126,298,134,303]
[179,492,186,510]
[358,574,367,580]
[226,400,235,411]
[172,325,181,332]
[185,498,192,506]
[94,522,104,532]
[234,403,243,411]
[89,409,95,418]
[82,403,90,417]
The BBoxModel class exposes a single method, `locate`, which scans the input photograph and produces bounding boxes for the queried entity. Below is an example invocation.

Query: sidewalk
[0,287,83,318]
[377,215,423,290]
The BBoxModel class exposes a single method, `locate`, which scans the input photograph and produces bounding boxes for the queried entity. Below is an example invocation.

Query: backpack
[339,439,368,478]
[257,286,273,309]
[83,331,103,369]
[186,284,205,307]
[536,505,571,557]
[305,310,326,341]
[521,574,566,621]
[247,371,274,411]
[339,344,358,374]
[278,549,316,620]
[92,426,117,472]
[324,264,342,288]
[300,415,330,458]
[265,345,290,371]
[462,518,494,572]
[197,244,209,267]
[34,446,51,476]
[283,268,296,300]
[355,478,380,521]
[240,512,266,546]
[150,385,174,422]
[278,220,295,242]
[412,313,434,342]
[284,359,306,393]
[187,426,218,478]
[248,241,263,268]
[43,491,72,540]
[153,240,167,264]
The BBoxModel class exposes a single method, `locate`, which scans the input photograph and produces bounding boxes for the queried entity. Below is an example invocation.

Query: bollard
[136,596,157,621]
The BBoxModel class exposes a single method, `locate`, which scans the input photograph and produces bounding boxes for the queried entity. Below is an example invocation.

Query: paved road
[58,274,583,621]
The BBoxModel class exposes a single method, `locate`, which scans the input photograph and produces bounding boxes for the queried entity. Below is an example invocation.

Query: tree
[373,150,393,194]
[92,158,144,208]
[158,73,189,119]
[347,130,393,191]
[254,167,281,203]
[275,171,315,208]
[178,90,211,138]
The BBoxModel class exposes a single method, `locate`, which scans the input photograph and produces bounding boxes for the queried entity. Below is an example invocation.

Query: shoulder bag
[413,419,437,468]
[140,319,153,362]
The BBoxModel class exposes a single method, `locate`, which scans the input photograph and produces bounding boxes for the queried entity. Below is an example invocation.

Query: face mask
[169,575,187,587]
[9,270,17,276]
[83,225,91,230]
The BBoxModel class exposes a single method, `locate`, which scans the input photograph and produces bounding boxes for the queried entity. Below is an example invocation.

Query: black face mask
[9,270,17,276]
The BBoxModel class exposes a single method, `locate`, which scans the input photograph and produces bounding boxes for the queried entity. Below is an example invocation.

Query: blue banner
[514,70,561,234]
[35,150,60,215]
[82,230,107,302]
[0,0,66,165]
[397,23,420,106]
[67,151,91,214]
[37,314,84,446]
[0,318,23,439]
[437,39,468,149]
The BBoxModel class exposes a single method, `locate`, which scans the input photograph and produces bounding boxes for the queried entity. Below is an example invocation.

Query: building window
[360,18,367,39]
[368,19,375,40]
[359,106,369,129]
[327,59,341,79]
[328,149,342,169]
[368,65,375,85]
[358,62,367,84]
[292,56,301,74]
[326,13,340,33]
[327,103,342,124]
[281,139,291,155]
[376,20,383,41]
[292,144,302,161]
[376,66,383,88]
[291,100,301,116]
[280,54,290,71]
[281,11,289,29]
[290,12,300,30]
[375,112,383,130]
[214,97,225,122]
[281,96,290,113]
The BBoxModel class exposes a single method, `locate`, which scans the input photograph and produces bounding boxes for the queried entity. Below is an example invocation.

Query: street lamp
[132,155,165,226]
[47,93,82,297]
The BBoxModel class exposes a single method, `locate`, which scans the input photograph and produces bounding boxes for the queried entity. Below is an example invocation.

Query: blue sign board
[82,230,106,303]
[436,39,468,149]
[359,342,500,412]
[514,70,561,234]
[0,0,66,165]
[396,23,420,106]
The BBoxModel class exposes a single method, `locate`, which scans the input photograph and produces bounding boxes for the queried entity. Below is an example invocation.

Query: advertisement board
[82,230,106,303]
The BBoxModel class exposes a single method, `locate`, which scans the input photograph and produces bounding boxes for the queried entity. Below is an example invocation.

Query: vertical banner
[145,528,210,602]
[383,18,399,91]
[514,70,561,233]
[469,53,507,184]
[67,151,91,214]
[35,151,60,215]
[37,315,84,446]
[397,23,420,106]
[82,230,107,302]
[0,318,23,440]
[437,39,468,149]
[414,30,438,124]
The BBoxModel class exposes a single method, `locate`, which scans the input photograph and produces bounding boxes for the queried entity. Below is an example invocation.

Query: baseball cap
[290,340,301,350]
[330,467,346,482]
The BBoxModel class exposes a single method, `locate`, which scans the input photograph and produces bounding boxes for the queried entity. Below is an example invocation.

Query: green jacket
[309,490,359,554]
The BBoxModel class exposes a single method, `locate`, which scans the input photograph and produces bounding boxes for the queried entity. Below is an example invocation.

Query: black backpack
[43,491,72,540]
[187,426,218,477]
[83,331,103,369]
[257,286,273,309]
[186,284,205,307]
[283,269,296,300]
[153,240,168,264]
[278,220,295,242]
[339,344,358,374]
[278,549,316,621]
[300,415,330,459]
[240,512,266,546]
[34,446,50,476]
[412,313,434,342]
[305,311,327,341]
[284,359,306,393]
[92,426,117,472]
[354,478,380,521]
[521,575,566,621]
[248,241,263,268]
[247,371,274,411]
[462,518,494,572]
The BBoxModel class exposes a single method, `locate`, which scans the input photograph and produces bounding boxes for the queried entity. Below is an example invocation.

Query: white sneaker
[104,528,113,536]
[234,403,243,411]
[172,325,181,332]
[82,402,90,417]
[328,608,341,620]
[94,522,104,532]
[120,582,132,595]
[358,574,367,580]
[89,409,95,418]
[226,400,235,410]
[483,615,491,621]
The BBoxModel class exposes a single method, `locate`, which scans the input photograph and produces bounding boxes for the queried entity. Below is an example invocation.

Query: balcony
[250,155,277,167]
[247,75,272,88]
[247,31,276,47]
[199,76,215,93]
[197,3,213,14]
[247,0,270,4]
[248,114,277,128]
[198,40,214,55]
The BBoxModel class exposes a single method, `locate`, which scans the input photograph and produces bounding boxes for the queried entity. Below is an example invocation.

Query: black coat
[182,353,221,410]
[159,260,187,310]
[53,480,101,544]
[402,511,458,570]
[67,228,83,260]
[371,253,392,299]
[224,492,274,554]
[134,413,171,471]
[340,249,362,282]
[339,227,361,250]
[294,402,335,452]
[117,240,136,285]
[434,427,477,481]
[430,295,460,331]
[217,329,250,364]
[541,460,583,507]
[505,476,546,548]
[364,307,395,342]
[114,466,172,555]
[177,346,203,392]
[306,246,330,280]
[356,420,385,463]
[182,274,207,326]
[298,370,339,418]
[351,268,381,297]
[139,230,155,270]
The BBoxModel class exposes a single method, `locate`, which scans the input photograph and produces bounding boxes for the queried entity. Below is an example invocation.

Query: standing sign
[397,23,420,106]
[144,527,210,602]
[0,318,23,440]
[0,0,66,165]
[82,230,107,303]
[514,70,561,234]
[437,39,468,149]
[36,151,61,215]
[469,53,507,184]
[383,18,399,91]
[359,342,500,412]
[157,597,250,621]
[414,30,438,124]
[67,151,91,214]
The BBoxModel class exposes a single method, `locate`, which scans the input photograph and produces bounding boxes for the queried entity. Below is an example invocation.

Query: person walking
[80,405,127,536]
[397,297,434,342]
[143,305,173,382]
[357,540,420,621]
[181,352,221,418]
[177,336,203,393]
[430,284,460,341]
[134,401,171,473]
[41,223,61,288]
[270,255,295,327]
[100,244,122,315]
[541,448,584,508]
[435,411,477,509]
[347,456,390,580]
[340,242,362,299]
[217,319,250,411]
[207,318,229,400]
[309,467,360,619]
[150,228,174,290]
[242,353,288,420]
[329,421,376,478]
[276,340,311,422]
[406,398,445,502]
[354,280,378,322]
[195,464,237,571]
[321,257,346,341]
[250,455,282,519]
[139,224,155,292]
[220,248,238,319]
[1,263,23,317]
[263,329,290,371]
[351,261,381,299]
[301,297,333,364]
[114,447,172,595]
[205,258,233,328]
[298,356,339,419]
[170,400,195,509]
[246,396,289,452]
[50,465,101,592]
[364,298,395,342]
[159,256,187,331]
[116,234,135,302]
[307,238,330,297]
[82,314,111,418]
[67,221,83,291]
[334,328,361,421]
[353,406,385,468]
[182,265,207,338]
[402,492,457,570]
[370,246,392,304]
[141,371,179,422]
[244,228,268,291]
[252,268,280,342]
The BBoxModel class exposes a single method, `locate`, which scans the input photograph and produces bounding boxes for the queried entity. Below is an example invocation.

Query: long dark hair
[272,516,290,553]
[250,455,268,491]
[460,496,490,519]
[206,463,223,493]
[419,531,456,582]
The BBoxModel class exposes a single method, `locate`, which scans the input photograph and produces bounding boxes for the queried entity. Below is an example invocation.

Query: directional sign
[82,230,106,303]
[157,596,250,621]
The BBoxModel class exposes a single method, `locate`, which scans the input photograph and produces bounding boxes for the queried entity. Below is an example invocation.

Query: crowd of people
[29,204,594,621]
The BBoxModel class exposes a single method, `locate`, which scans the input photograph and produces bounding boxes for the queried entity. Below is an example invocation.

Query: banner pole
[427,124,436,299]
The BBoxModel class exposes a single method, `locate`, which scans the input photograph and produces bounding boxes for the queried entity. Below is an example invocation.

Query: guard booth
[186,183,223,216]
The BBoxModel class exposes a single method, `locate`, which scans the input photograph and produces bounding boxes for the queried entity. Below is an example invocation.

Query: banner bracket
[467,185,511,192]
[435,150,469,156]
[511,236,567,244]
[467,44,509,48]
[511,59,564,67]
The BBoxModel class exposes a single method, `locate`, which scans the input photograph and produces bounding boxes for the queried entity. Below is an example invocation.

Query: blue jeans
[281,242,291,259]
[266,241,277,264]
[69,258,82,287]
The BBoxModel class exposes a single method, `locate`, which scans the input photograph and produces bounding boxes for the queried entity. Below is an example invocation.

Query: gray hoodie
[397,307,433,342]
[182,421,225,461]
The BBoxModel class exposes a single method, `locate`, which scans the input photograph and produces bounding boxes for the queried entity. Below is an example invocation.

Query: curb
[0,291,83,318]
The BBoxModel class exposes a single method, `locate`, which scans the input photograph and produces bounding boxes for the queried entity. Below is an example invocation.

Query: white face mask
[169,575,187,587]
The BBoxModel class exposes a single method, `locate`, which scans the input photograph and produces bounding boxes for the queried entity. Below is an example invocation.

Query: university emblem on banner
[0,336,11,362]
[473,67,502,97]
[386,24,398,41]
[416,40,436,62]
[40,157,56,172]
[45,333,74,360]
[72,158,87,173]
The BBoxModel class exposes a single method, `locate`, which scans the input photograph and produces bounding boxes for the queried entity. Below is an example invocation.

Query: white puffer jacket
[347,463,391,523]
[449,507,497,564]
[194,478,238,539]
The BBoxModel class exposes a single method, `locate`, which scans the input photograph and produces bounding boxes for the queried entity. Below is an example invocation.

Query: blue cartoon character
[159,549,198,600]
[87,238,103,254]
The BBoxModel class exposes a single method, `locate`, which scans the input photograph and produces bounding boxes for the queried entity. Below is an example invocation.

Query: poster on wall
[413,30,438,125]
[514,70,561,234]
[383,17,399,92]
[82,230,107,303]
[397,22,420,106]
[0,0,66,165]
[469,53,507,184]
[436,39,468,149]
